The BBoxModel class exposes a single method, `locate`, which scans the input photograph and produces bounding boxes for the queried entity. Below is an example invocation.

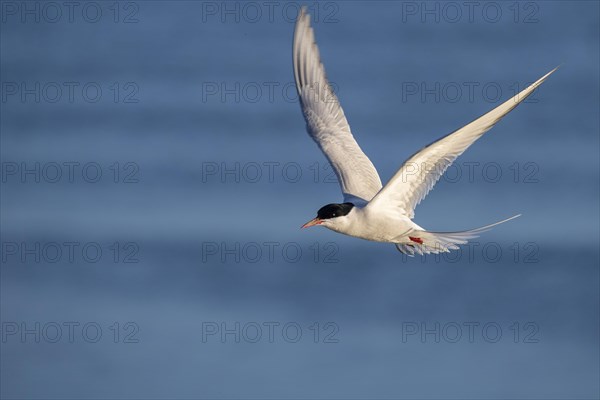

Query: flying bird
[293,8,556,255]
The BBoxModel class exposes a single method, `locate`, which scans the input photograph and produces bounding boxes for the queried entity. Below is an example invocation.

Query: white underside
[320,207,521,255]
[321,206,421,243]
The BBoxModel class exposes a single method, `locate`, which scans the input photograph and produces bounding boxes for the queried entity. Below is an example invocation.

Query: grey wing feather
[367,67,557,219]
[293,8,382,204]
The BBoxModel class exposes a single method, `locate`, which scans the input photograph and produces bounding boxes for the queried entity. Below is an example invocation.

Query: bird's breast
[330,208,414,243]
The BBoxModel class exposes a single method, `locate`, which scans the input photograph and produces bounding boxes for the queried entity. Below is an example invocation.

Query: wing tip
[295,6,310,30]
[528,66,559,90]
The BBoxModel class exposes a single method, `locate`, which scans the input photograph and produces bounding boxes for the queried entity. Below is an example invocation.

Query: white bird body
[321,206,415,243]
[293,8,555,256]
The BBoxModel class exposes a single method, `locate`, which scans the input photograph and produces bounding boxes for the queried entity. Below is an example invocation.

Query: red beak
[301,218,322,229]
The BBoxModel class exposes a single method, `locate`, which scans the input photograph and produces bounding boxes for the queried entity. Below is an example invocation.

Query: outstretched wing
[293,8,382,205]
[366,68,557,218]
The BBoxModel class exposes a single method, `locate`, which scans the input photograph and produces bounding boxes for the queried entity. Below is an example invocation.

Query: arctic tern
[294,8,556,255]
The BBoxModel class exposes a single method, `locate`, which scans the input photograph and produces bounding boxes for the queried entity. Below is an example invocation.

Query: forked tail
[395,214,521,256]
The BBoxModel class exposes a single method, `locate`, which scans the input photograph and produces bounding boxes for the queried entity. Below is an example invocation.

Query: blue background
[1,1,599,398]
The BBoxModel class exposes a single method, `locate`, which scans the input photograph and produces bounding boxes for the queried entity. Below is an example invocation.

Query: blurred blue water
[1,1,599,398]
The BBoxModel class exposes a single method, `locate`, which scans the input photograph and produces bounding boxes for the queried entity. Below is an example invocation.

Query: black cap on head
[317,203,354,220]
